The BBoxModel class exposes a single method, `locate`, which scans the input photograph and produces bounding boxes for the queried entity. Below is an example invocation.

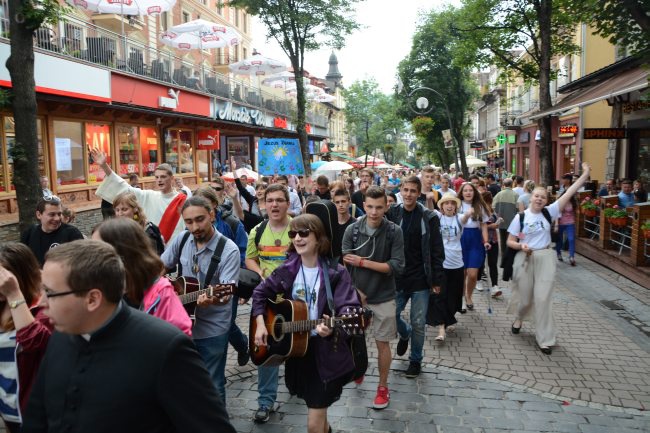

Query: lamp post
[405,86,466,175]
[382,128,396,164]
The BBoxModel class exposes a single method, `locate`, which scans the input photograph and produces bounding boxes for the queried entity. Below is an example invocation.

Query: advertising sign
[258,138,305,175]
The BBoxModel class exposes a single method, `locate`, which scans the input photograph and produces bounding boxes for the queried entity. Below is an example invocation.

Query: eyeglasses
[43,288,90,298]
[43,195,61,204]
[288,229,311,239]
[265,198,287,204]
[211,187,223,192]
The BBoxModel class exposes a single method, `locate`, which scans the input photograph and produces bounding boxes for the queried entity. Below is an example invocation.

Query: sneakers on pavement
[396,337,409,356]
[461,298,467,314]
[405,362,421,378]
[237,348,250,366]
[373,386,390,409]
[253,406,272,423]
[490,286,502,298]
[475,280,484,292]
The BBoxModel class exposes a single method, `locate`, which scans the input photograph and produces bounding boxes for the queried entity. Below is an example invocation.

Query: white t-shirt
[292,265,320,334]
[507,202,560,250]
[439,188,456,197]
[513,187,524,196]
[460,202,490,228]
[435,210,464,269]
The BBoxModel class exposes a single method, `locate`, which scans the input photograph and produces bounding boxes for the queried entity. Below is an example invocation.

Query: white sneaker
[461,298,467,314]
[475,281,484,292]
[490,286,502,298]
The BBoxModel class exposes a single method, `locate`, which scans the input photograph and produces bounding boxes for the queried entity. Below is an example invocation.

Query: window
[53,120,86,186]
[235,10,239,27]
[243,13,247,33]
[197,150,209,181]
[182,11,190,23]
[242,47,247,60]
[85,123,111,183]
[117,125,159,177]
[0,0,8,36]
[64,23,83,53]
[1,116,45,193]
[217,2,223,15]
[164,129,193,174]
[161,11,168,31]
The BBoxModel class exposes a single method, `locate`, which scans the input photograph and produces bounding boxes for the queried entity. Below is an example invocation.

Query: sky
[251,0,460,93]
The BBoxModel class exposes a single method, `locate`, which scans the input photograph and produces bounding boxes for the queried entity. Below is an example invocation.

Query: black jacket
[22,304,235,433]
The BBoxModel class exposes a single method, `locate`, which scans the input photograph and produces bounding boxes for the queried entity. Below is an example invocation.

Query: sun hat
[437,193,461,208]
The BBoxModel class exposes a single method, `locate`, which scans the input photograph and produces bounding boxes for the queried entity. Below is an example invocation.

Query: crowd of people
[5,148,643,432]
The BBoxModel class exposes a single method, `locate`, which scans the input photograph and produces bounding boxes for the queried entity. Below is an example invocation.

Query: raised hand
[88,146,107,166]
[0,266,21,299]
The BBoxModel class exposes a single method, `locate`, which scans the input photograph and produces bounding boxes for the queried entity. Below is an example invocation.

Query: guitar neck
[178,284,234,305]
[281,318,333,334]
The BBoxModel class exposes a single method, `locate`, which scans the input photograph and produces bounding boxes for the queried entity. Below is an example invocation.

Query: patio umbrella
[311,160,327,170]
[375,162,394,169]
[221,170,258,182]
[355,155,385,164]
[315,161,354,172]
[311,93,336,103]
[228,51,287,77]
[262,76,310,90]
[234,167,259,180]
[449,156,487,170]
[161,19,241,50]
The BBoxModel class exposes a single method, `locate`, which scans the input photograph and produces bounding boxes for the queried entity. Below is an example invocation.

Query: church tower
[325,51,343,88]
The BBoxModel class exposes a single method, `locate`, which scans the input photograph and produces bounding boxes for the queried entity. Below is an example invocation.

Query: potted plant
[580,196,600,217]
[603,205,628,228]
[641,220,650,239]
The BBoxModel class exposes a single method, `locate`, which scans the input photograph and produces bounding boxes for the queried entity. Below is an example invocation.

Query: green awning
[397,161,415,168]
[329,152,356,161]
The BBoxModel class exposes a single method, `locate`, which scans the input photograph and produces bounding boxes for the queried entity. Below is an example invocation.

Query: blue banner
[257,138,305,175]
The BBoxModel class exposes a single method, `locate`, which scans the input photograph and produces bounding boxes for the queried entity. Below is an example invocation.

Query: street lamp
[383,129,396,164]
[406,86,463,173]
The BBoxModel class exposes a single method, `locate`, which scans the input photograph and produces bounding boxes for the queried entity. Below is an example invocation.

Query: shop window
[197,150,209,181]
[164,129,193,174]
[85,123,111,183]
[117,125,159,177]
[562,143,575,177]
[1,117,45,193]
[53,120,86,186]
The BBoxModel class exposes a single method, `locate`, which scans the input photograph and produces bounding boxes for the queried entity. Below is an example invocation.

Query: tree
[563,0,650,54]
[396,7,478,175]
[228,0,361,175]
[453,0,580,185]
[343,79,403,166]
[6,0,66,232]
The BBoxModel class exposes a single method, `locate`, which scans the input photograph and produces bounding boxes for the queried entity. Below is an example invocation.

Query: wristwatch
[9,299,26,309]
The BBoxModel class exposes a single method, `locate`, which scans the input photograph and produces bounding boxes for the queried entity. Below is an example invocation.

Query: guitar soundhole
[271,315,285,342]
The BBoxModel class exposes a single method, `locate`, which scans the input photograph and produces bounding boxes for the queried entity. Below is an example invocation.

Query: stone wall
[0,208,103,243]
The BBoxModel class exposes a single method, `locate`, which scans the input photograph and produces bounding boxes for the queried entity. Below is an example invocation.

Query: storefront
[506,126,538,180]
[554,117,581,177]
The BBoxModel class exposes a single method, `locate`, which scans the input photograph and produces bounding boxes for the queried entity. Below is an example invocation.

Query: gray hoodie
[342,215,405,304]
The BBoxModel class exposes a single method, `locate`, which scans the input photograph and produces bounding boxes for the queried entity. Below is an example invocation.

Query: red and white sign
[197,129,220,150]
[111,74,210,117]
[274,117,288,129]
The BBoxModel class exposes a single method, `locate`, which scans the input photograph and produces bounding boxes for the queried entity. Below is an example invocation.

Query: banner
[257,138,305,175]
[197,129,220,150]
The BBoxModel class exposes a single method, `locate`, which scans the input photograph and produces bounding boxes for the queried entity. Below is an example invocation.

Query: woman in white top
[428,194,472,341]
[506,163,591,355]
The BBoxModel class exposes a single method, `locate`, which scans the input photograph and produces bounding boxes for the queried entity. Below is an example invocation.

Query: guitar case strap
[320,257,336,313]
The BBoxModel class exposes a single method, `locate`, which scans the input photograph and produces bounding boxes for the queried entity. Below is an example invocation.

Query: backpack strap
[204,236,228,288]
[254,219,269,249]
[176,231,192,276]
[320,257,336,314]
[455,214,464,237]
[541,207,552,225]
[351,223,360,249]
[518,211,525,235]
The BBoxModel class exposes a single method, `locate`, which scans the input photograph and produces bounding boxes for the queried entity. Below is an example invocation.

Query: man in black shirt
[486,173,501,197]
[314,175,332,200]
[387,176,445,378]
[20,196,84,266]
[351,168,373,213]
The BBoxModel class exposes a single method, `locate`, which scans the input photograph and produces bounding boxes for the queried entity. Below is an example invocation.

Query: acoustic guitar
[250,297,366,367]
[167,275,235,318]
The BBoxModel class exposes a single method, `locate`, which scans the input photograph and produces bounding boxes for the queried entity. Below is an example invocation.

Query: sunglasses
[211,186,223,192]
[288,229,311,239]
[43,195,61,204]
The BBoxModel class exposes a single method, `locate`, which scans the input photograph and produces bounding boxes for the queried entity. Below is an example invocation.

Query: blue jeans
[395,289,430,363]
[228,296,248,353]
[257,365,279,409]
[194,333,229,402]
[555,224,575,258]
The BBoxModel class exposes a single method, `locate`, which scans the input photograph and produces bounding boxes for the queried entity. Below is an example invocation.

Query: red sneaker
[354,375,364,385]
[373,386,390,409]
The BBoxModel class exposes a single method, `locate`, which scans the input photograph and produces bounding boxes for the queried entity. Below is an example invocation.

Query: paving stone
[521,401,563,412]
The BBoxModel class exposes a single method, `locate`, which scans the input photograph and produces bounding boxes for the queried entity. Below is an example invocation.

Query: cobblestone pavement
[223,253,650,432]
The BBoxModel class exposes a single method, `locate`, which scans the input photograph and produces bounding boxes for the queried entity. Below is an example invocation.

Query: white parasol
[315,161,354,172]
[161,19,241,50]
[66,0,176,14]
[228,51,287,77]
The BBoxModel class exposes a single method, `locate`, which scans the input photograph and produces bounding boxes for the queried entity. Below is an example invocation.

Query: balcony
[92,14,144,33]
[1,15,319,125]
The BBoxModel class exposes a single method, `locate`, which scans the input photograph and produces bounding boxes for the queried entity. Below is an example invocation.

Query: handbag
[320,257,368,382]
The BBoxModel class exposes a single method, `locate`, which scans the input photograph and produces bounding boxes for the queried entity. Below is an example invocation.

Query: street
[223,255,650,432]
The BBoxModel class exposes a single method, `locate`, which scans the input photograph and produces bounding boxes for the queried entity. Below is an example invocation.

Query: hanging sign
[583,128,626,139]
[257,138,305,175]
[197,130,220,150]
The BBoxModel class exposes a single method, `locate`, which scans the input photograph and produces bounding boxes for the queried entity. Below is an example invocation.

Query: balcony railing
[0,15,309,121]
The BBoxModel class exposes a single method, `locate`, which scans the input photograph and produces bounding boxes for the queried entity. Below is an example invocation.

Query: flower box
[607,216,628,228]
[583,208,597,218]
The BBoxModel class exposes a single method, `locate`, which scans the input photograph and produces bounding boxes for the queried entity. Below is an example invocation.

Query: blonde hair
[113,192,147,228]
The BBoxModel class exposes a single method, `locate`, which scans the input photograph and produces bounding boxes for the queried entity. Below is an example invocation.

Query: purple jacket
[251,253,361,382]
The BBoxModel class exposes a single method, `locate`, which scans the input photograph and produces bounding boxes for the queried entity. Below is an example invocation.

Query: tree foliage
[452,0,581,185]
[396,7,477,174]
[7,0,68,231]
[342,79,404,165]
[228,0,361,175]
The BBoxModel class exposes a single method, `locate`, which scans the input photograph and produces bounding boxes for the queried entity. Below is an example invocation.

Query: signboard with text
[583,128,626,139]
[257,138,305,175]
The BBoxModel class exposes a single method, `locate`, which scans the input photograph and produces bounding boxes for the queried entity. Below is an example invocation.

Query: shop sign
[305,123,312,134]
[497,134,506,145]
[470,141,483,149]
[622,100,650,114]
[215,101,265,126]
[520,131,530,143]
[558,124,578,138]
[159,89,180,110]
[197,129,220,150]
[274,117,288,129]
[583,128,626,139]
[507,134,516,144]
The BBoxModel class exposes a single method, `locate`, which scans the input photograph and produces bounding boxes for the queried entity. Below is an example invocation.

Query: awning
[329,151,356,161]
[480,145,504,156]
[397,161,415,169]
[529,66,649,120]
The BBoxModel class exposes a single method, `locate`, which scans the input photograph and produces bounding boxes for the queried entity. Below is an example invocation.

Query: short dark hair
[486,173,495,181]
[45,240,125,304]
[316,175,329,186]
[128,173,139,182]
[621,179,633,186]
[364,186,387,202]
[286,214,331,256]
[264,183,290,202]
[515,176,524,185]
[36,196,61,213]
[277,175,289,182]
[469,174,480,181]
[155,163,174,176]
[332,188,350,199]
[402,175,421,193]
[181,195,213,214]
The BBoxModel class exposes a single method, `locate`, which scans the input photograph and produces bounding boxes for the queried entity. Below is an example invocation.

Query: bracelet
[359,259,365,268]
